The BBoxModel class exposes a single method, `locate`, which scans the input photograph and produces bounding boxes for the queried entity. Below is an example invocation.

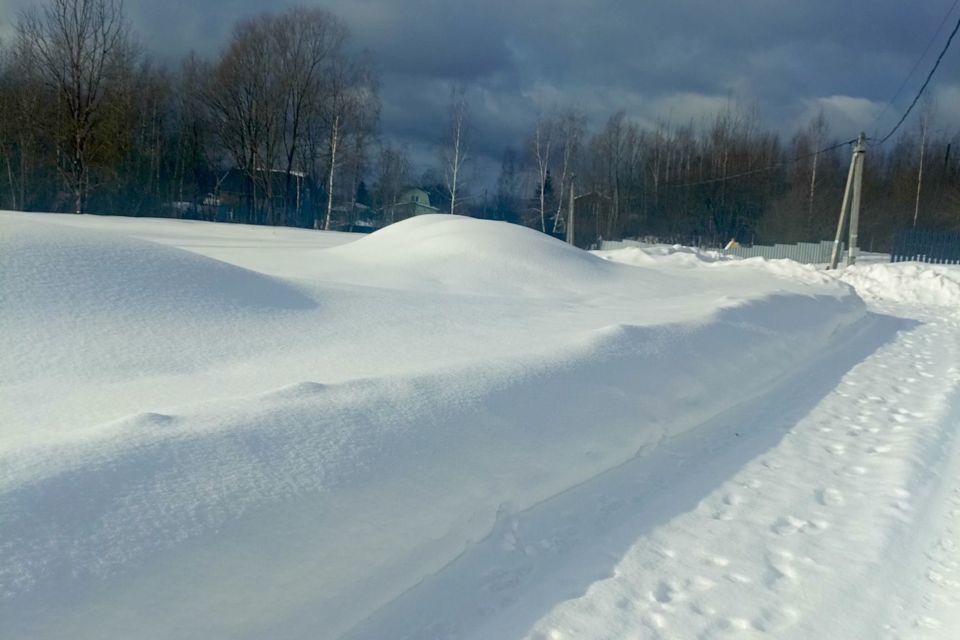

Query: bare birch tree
[272,9,345,225]
[551,109,586,234]
[805,111,828,224]
[0,47,13,209]
[530,115,553,232]
[342,61,380,225]
[441,85,469,214]
[318,54,376,230]
[16,0,134,214]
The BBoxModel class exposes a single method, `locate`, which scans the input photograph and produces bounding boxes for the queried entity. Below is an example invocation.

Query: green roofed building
[392,188,439,219]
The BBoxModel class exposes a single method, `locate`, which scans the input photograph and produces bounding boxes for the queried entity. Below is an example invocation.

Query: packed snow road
[1,211,959,639]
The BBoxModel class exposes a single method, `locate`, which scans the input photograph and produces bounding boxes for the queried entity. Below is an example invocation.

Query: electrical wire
[601,5,960,188]
[662,138,858,189]
[868,0,960,137]
[874,12,960,145]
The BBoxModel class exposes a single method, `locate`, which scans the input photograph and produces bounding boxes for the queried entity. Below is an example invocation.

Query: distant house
[332,203,378,233]
[390,188,439,219]
[216,168,317,226]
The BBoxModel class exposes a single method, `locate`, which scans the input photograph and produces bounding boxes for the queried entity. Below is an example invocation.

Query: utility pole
[829,133,866,269]
[847,133,866,266]
[914,124,927,227]
[566,174,575,245]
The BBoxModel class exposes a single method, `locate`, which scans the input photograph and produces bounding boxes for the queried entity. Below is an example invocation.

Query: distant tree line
[0,0,379,230]
[496,102,960,251]
[1,0,958,250]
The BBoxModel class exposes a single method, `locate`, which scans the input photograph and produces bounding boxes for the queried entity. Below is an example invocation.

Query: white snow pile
[323,214,617,296]
[594,243,733,268]
[1,212,872,639]
[836,261,960,309]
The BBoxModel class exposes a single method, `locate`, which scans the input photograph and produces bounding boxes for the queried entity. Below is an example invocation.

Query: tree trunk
[323,113,340,231]
[450,132,459,215]
[74,128,84,214]
[5,151,17,210]
[807,151,818,224]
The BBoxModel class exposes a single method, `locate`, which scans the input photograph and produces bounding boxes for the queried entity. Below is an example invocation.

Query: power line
[875,12,960,145]
[586,6,958,190]
[662,138,858,189]
[868,0,960,137]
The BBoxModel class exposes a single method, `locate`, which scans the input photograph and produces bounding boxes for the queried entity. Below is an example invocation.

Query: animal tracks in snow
[519,315,960,640]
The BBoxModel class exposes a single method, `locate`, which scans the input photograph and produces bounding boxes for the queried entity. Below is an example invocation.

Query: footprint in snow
[724,572,752,584]
[764,550,798,590]
[652,580,680,604]
[770,515,807,536]
[752,606,799,633]
[722,492,745,506]
[716,617,751,632]
[711,508,735,522]
[642,611,668,630]
[703,554,730,568]
[816,487,845,506]
[914,615,942,630]
[684,576,717,592]
[824,443,846,456]
[844,465,869,476]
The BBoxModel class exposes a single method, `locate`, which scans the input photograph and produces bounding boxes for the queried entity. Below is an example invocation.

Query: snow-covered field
[2,211,959,639]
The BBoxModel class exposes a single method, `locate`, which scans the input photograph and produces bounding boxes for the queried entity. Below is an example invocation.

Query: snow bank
[0,217,316,391]
[594,244,733,268]
[0,212,870,639]
[325,214,620,296]
[836,262,960,309]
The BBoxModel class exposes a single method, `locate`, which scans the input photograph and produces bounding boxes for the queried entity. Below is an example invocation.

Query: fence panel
[891,229,960,265]
[597,238,843,264]
[722,240,839,264]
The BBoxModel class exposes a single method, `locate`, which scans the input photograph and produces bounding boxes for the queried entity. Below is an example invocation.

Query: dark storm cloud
[5,0,959,180]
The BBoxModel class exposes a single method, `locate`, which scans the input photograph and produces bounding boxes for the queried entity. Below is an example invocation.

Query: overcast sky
[3,0,959,184]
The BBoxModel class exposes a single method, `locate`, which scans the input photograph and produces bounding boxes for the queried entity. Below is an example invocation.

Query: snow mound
[1,217,315,317]
[595,245,840,290]
[0,217,315,384]
[837,262,960,309]
[595,244,732,268]
[733,256,840,287]
[328,215,618,295]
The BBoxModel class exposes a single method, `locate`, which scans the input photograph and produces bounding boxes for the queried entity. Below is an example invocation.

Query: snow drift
[1,217,316,385]
[1,212,870,639]
[836,261,960,310]
[325,214,616,295]
[594,243,733,268]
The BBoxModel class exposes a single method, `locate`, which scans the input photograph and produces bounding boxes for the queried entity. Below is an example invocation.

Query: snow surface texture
[594,244,734,268]
[837,262,960,311]
[1,213,958,639]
